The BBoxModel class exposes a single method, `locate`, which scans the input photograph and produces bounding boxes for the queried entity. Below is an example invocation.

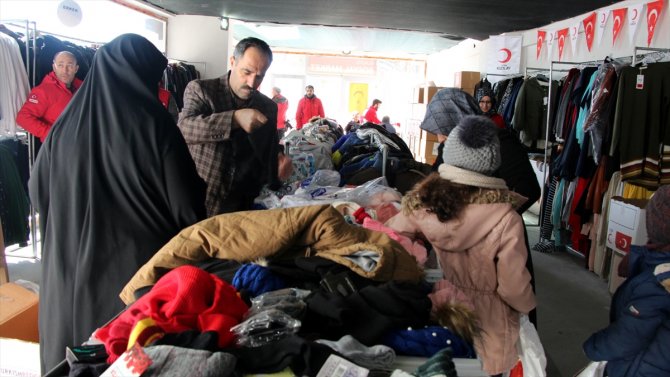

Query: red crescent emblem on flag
[498,48,512,63]
[648,9,659,32]
[632,8,638,20]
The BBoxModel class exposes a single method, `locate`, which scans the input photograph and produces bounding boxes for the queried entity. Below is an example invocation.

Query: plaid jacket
[178,73,278,216]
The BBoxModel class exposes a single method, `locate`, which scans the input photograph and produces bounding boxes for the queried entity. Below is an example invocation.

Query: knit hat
[646,185,670,251]
[420,88,481,136]
[442,115,501,176]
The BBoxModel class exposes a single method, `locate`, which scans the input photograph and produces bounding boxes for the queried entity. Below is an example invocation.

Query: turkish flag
[537,30,546,60]
[647,0,664,46]
[612,8,626,45]
[583,12,597,51]
[615,232,632,253]
[557,28,569,61]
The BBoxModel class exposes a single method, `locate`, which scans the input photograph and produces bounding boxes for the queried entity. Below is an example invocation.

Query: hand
[233,109,267,133]
[278,153,293,181]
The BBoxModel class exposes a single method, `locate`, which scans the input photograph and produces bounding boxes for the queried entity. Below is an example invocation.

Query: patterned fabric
[420,88,480,136]
[178,73,279,216]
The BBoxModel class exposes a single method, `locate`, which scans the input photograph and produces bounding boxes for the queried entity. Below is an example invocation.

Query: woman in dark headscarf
[476,87,506,129]
[29,34,207,372]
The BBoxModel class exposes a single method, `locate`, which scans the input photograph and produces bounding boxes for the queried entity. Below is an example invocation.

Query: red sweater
[16,72,82,141]
[273,94,289,129]
[295,95,324,129]
[364,106,380,124]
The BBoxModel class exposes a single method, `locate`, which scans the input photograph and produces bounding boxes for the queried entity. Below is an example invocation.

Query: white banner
[596,9,610,47]
[570,22,581,58]
[546,30,556,60]
[628,3,644,44]
[486,35,522,74]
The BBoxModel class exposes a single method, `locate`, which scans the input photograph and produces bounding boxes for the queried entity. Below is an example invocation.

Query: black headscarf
[29,33,206,372]
[475,87,497,115]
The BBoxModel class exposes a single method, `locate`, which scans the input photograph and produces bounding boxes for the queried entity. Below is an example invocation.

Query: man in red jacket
[295,85,324,130]
[16,51,83,142]
[364,99,382,124]
[272,86,289,139]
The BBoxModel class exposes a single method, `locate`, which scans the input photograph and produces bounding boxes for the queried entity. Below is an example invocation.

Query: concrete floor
[5,215,614,376]
[528,225,611,376]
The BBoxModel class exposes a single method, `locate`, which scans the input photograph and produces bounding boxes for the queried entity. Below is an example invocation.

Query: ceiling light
[220,17,229,31]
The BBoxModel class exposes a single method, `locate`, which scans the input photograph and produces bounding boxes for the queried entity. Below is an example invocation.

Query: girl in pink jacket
[385,116,536,376]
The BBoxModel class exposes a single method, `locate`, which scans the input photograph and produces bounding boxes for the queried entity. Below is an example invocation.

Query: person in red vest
[17,51,83,142]
[295,84,324,130]
[272,86,289,139]
[364,99,382,124]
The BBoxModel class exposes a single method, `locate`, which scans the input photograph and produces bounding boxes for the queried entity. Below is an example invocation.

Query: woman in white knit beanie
[385,115,536,376]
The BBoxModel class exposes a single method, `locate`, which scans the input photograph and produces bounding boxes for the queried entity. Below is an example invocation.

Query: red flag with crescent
[583,12,597,51]
[612,8,626,45]
[537,30,546,59]
[647,0,664,46]
[557,28,569,61]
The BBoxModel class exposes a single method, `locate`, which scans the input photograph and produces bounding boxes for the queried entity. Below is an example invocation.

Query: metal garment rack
[167,58,208,78]
[632,46,670,65]
[1,19,40,258]
[535,61,600,248]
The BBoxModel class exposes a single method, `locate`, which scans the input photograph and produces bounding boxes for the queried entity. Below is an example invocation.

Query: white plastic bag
[573,361,606,377]
[517,314,547,377]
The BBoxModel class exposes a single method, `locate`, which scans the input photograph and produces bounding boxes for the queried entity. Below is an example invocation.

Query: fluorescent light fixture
[220,16,229,30]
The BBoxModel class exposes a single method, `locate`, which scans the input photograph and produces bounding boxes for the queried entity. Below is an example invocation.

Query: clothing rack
[0,20,36,86]
[1,19,39,258]
[167,57,207,77]
[536,60,602,246]
[632,46,670,66]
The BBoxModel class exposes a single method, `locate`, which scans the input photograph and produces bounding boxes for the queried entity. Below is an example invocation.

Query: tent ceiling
[145,0,618,56]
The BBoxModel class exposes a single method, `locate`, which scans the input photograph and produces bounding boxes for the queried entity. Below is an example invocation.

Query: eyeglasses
[479,100,492,104]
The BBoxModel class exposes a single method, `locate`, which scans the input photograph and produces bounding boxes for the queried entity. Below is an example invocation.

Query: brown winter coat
[386,203,536,375]
[120,204,423,305]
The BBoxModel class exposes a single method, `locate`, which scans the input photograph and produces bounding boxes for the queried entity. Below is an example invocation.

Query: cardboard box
[454,71,481,90]
[0,283,39,343]
[606,197,648,254]
[415,86,443,104]
[419,137,441,164]
[420,129,439,142]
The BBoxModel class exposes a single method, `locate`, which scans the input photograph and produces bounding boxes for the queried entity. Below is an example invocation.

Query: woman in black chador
[29,34,206,372]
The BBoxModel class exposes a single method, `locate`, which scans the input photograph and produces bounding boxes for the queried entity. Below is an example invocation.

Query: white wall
[167,15,229,79]
[427,0,670,82]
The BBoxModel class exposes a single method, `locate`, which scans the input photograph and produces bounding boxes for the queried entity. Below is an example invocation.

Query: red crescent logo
[649,9,659,31]
[498,48,512,63]
[586,22,594,39]
[632,8,638,21]
[572,26,577,36]
[614,16,621,32]
[600,12,606,24]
